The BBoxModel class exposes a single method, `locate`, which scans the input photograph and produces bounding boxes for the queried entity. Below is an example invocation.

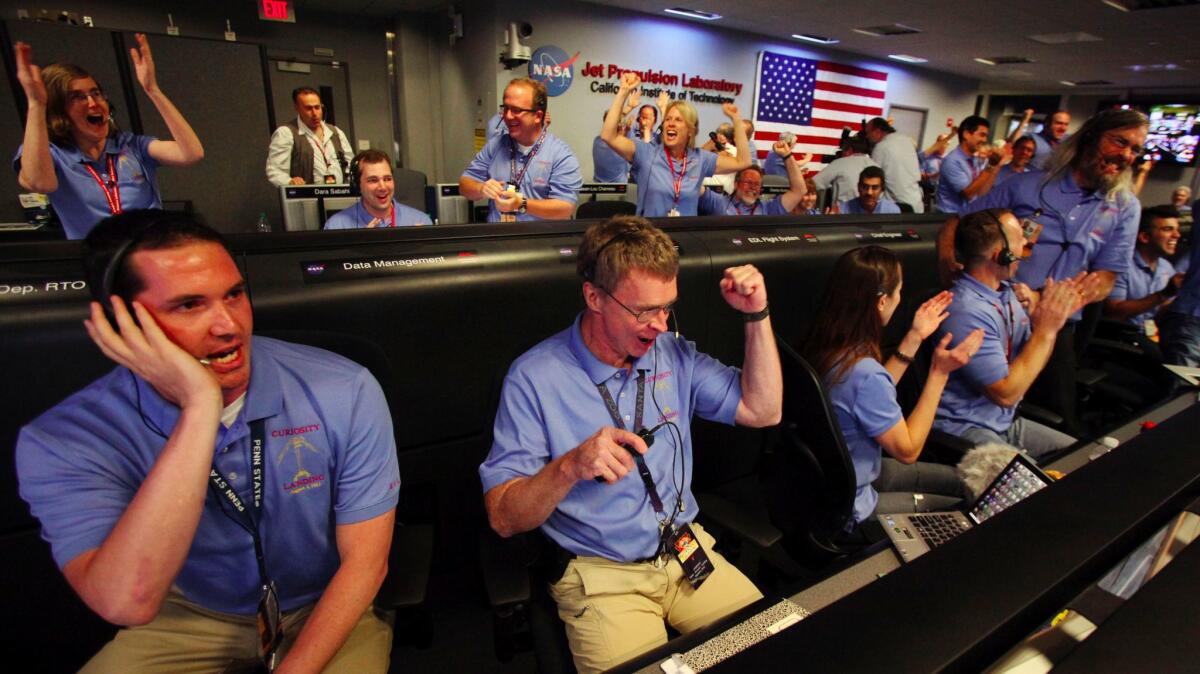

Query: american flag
[751,51,888,172]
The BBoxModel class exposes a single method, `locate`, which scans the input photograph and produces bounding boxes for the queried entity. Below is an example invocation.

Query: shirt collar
[295,118,327,137]
[956,271,1008,302]
[1132,249,1157,274]
[567,312,653,385]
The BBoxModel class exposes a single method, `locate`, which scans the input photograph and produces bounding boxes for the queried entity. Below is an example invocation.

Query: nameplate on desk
[284,185,353,199]
[0,277,89,305]
[438,185,462,197]
[855,229,920,241]
[730,234,813,246]
[300,251,480,283]
[761,185,788,195]
[578,183,629,195]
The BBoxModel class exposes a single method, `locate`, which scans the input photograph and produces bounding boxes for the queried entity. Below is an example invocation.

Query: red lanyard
[82,155,122,215]
[307,128,332,172]
[509,126,548,188]
[733,197,760,215]
[994,297,1015,362]
[665,146,688,205]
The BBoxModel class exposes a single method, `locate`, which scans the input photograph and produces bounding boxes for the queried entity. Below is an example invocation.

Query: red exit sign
[258,0,296,23]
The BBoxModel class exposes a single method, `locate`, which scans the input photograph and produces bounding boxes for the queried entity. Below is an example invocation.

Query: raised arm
[775,142,813,212]
[14,42,57,194]
[714,103,751,175]
[131,34,203,166]
[1006,109,1034,144]
[63,298,222,626]
[601,73,639,162]
[721,265,782,427]
[876,329,982,463]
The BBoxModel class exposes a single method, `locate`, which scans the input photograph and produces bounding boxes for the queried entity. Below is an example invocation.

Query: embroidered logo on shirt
[276,434,326,494]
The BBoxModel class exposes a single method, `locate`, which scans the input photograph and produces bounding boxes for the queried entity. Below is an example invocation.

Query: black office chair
[575,199,636,219]
[762,336,864,565]
[896,201,914,213]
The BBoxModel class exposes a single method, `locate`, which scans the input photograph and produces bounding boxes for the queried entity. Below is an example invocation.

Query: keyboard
[909,513,971,548]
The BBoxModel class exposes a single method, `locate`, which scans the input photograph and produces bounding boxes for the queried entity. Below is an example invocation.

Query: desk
[622,391,1200,673]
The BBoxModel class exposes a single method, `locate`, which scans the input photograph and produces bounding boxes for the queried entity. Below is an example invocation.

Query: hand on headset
[720,265,768,314]
[567,426,648,484]
[84,296,221,411]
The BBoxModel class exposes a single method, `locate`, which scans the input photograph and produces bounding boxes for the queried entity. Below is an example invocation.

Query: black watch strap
[742,304,770,322]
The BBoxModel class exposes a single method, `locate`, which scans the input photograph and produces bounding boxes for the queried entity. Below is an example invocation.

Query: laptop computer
[878,452,1053,562]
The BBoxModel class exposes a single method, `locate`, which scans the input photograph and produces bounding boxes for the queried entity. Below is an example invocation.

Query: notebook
[878,453,1052,562]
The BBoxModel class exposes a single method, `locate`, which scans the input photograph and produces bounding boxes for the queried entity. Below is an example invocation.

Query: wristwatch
[517,196,528,215]
[742,304,770,322]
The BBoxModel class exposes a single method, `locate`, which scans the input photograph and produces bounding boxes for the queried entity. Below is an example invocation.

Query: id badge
[669,523,713,589]
[667,208,681,218]
[1019,218,1043,258]
[257,582,283,671]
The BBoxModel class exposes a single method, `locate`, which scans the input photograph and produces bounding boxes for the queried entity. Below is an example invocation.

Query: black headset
[984,210,1019,266]
[347,153,364,196]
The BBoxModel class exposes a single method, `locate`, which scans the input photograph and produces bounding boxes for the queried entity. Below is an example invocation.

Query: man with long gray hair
[935,107,1149,434]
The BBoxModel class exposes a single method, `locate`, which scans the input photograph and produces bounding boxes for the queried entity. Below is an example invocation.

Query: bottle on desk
[256,212,271,233]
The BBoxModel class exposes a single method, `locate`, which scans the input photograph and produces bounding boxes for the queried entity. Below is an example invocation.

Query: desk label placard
[0,278,89,305]
[855,230,921,241]
[578,183,629,195]
[301,251,479,283]
[284,185,353,199]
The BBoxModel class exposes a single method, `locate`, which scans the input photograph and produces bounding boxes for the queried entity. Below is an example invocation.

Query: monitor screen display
[1144,104,1198,166]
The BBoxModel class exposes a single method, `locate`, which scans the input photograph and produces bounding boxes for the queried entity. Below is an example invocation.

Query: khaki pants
[548,523,762,674]
[81,592,392,673]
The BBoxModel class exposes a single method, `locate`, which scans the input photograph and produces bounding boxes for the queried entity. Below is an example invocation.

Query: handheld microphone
[594,425,661,483]
[708,132,725,150]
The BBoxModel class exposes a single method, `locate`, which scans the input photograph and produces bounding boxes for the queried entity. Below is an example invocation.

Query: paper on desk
[1163,364,1200,386]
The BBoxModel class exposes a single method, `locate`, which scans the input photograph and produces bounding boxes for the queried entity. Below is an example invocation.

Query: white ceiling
[296,0,1200,91]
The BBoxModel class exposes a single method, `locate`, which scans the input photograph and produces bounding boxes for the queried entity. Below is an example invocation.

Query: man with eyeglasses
[698,139,811,216]
[460,77,582,222]
[16,210,400,671]
[479,216,781,673]
[266,87,353,187]
[937,107,1148,434]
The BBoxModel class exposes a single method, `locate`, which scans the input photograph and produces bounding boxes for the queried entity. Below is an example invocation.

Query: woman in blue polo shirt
[803,246,983,535]
[13,35,203,239]
[601,72,750,217]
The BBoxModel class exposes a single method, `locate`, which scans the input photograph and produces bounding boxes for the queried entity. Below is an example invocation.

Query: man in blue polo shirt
[936,209,1089,457]
[1029,110,1071,170]
[460,77,582,222]
[324,149,432,229]
[839,166,902,215]
[479,216,781,673]
[698,139,811,216]
[16,210,399,672]
[936,115,1011,214]
[1155,200,1200,366]
[1103,205,1183,359]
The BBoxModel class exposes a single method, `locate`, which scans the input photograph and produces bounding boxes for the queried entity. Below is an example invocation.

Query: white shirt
[265,117,353,187]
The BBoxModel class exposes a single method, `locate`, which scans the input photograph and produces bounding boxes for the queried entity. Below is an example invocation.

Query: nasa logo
[529,46,580,97]
[306,263,326,275]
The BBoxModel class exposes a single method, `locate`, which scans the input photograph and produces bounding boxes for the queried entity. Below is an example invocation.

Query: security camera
[500,22,532,69]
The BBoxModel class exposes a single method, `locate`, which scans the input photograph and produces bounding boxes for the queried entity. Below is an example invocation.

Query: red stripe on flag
[817,61,888,81]
[814,100,884,116]
[814,81,886,98]
[809,118,861,131]
[754,131,841,146]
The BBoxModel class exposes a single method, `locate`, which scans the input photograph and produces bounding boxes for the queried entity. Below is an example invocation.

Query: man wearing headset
[16,210,399,672]
[266,87,353,187]
[324,149,432,229]
[459,77,582,222]
[937,108,1148,434]
[479,216,781,673]
[934,209,1095,457]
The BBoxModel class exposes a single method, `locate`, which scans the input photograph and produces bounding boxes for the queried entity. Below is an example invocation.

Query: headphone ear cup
[348,156,361,196]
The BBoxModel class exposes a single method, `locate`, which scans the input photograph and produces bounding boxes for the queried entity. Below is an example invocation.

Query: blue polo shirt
[840,196,901,215]
[1028,131,1066,170]
[697,190,789,216]
[995,165,1043,187]
[1169,213,1200,318]
[826,357,903,524]
[630,140,718,217]
[323,199,432,229]
[761,152,786,177]
[935,275,1032,436]
[1110,253,1175,329]
[479,314,742,561]
[461,129,582,222]
[966,171,1139,292]
[592,135,630,183]
[16,337,400,615]
[15,132,160,240]
[936,145,986,214]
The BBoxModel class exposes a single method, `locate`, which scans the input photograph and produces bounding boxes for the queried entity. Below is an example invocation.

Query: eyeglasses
[66,88,105,105]
[1100,132,1144,157]
[499,104,538,117]
[600,286,675,324]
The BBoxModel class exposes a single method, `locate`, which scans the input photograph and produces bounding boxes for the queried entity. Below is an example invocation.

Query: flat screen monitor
[1143,104,1198,166]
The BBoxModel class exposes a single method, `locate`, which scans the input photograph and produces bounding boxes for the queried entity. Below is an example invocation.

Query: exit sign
[258,0,295,23]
